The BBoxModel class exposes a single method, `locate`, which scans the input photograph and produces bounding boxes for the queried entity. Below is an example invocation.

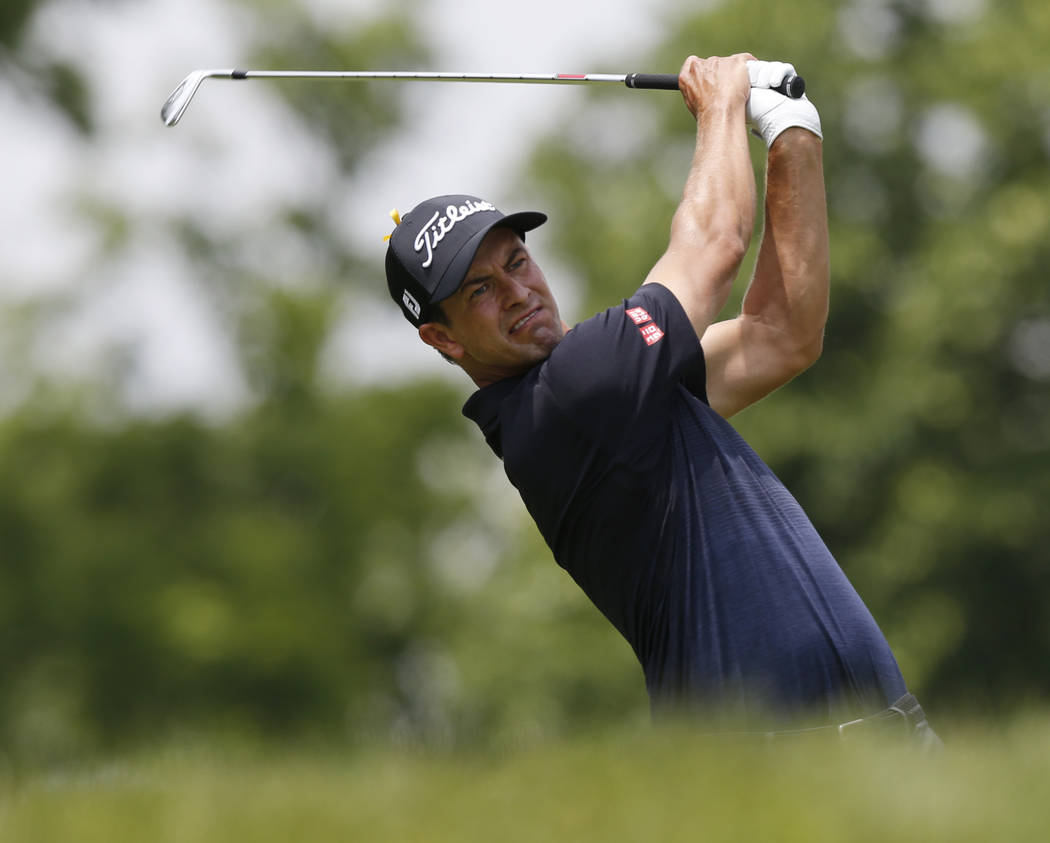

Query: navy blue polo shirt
[463,283,907,722]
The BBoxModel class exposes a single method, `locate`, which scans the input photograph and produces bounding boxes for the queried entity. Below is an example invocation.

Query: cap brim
[428,211,547,309]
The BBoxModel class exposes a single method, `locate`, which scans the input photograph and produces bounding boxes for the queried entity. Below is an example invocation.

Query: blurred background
[1,0,1048,765]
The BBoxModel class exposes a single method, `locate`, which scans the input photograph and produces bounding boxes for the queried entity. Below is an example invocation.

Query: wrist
[697,99,745,140]
[769,126,823,155]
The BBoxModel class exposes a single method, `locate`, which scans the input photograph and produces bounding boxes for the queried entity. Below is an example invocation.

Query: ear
[418,322,465,360]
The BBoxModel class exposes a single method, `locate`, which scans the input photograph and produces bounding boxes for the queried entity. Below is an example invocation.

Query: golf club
[160,67,806,127]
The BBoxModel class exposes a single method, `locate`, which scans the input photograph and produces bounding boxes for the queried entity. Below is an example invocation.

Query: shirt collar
[461,375,526,459]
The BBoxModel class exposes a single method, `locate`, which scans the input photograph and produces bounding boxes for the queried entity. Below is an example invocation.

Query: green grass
[3,717,1050,842]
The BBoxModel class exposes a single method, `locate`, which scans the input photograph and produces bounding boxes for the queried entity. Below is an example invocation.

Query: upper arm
[700,314,821,418]
[643,229,749,339]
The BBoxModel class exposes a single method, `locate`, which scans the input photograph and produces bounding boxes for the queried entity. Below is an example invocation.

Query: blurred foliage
[250,12,427,171]
[1,0,643,762]
[0,285,641,759]
[1,0,1049,766]
[0,0,36,49]
[0,0,112,133]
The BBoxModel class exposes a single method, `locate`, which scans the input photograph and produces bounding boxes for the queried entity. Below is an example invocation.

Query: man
[384,54,939,743]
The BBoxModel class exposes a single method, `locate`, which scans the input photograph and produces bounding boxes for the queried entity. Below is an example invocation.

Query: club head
[160,69,233,126]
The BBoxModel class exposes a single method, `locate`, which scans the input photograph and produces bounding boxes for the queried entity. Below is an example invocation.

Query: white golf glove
[745,60,822,148]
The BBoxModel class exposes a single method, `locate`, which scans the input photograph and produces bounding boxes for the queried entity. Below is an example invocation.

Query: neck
[465,321,571,388]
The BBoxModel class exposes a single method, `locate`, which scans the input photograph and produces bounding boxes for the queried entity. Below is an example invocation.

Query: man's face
[420,226,565,386]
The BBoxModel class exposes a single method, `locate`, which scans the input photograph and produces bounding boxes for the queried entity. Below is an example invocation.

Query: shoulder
[541,283,707,407]
[557,284,699,359]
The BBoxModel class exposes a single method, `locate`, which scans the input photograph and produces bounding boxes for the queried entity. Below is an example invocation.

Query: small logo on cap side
[403,290,421,319]
[413,199,497,269]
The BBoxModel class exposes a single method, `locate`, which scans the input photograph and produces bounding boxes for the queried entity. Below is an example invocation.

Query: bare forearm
[677,103,756,253]
[743,129,829,362]
[647,57,758,335]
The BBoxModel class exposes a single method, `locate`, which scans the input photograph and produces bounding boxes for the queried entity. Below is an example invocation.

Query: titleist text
[414,200,497,268]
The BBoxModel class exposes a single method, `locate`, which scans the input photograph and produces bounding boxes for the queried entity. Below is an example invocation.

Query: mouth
[509,307,542,335]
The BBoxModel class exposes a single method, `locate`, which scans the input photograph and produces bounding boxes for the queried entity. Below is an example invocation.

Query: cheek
[530,274,553,298]
[460,306,502,346]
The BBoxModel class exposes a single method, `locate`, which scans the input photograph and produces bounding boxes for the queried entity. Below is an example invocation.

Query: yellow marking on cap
[382,207,402,241]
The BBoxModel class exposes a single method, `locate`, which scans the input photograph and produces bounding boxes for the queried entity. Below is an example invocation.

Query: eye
[469,283,488,299]
[509,257,526,271]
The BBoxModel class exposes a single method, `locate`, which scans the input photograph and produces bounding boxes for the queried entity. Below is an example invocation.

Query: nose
[497,274,529,309]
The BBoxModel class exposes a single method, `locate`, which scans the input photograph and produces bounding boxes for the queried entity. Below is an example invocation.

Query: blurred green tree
[0,0,645,761]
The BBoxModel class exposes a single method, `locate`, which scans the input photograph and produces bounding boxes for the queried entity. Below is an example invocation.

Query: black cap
[385,194,547,327]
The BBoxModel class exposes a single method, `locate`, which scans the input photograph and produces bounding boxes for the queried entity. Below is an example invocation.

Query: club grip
[625,72,806,98]
[624,73,681,90]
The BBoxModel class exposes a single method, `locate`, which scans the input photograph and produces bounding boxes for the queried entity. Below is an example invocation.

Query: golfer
[385,54,939,743]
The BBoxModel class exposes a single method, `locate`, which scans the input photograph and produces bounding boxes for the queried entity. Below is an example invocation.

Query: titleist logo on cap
[413,199,497,269]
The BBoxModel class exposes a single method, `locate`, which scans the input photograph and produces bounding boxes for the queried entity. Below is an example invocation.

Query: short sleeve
[539,283,707,455]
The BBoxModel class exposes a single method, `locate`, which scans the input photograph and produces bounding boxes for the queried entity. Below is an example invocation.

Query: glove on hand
[745,60,822,148]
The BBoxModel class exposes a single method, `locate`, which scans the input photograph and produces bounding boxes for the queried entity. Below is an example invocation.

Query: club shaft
[161,68,805,126]
[233,69,631,84]
[234,69,803,95]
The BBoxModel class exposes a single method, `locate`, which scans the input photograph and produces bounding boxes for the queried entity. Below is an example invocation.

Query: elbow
[787,329,825,377]
[703,227,751,283]
[764,318,825,381]
[716,226,752,268]
[783,273,829,375]
[674,204,751,267]
[797,333,824,371]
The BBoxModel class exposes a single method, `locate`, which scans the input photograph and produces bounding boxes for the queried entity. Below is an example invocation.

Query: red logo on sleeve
[626,306,652,325]
[625,305,664,346]
[639,323,665,346]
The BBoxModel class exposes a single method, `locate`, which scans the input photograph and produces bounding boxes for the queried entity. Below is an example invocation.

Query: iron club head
[160,69,235,126]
